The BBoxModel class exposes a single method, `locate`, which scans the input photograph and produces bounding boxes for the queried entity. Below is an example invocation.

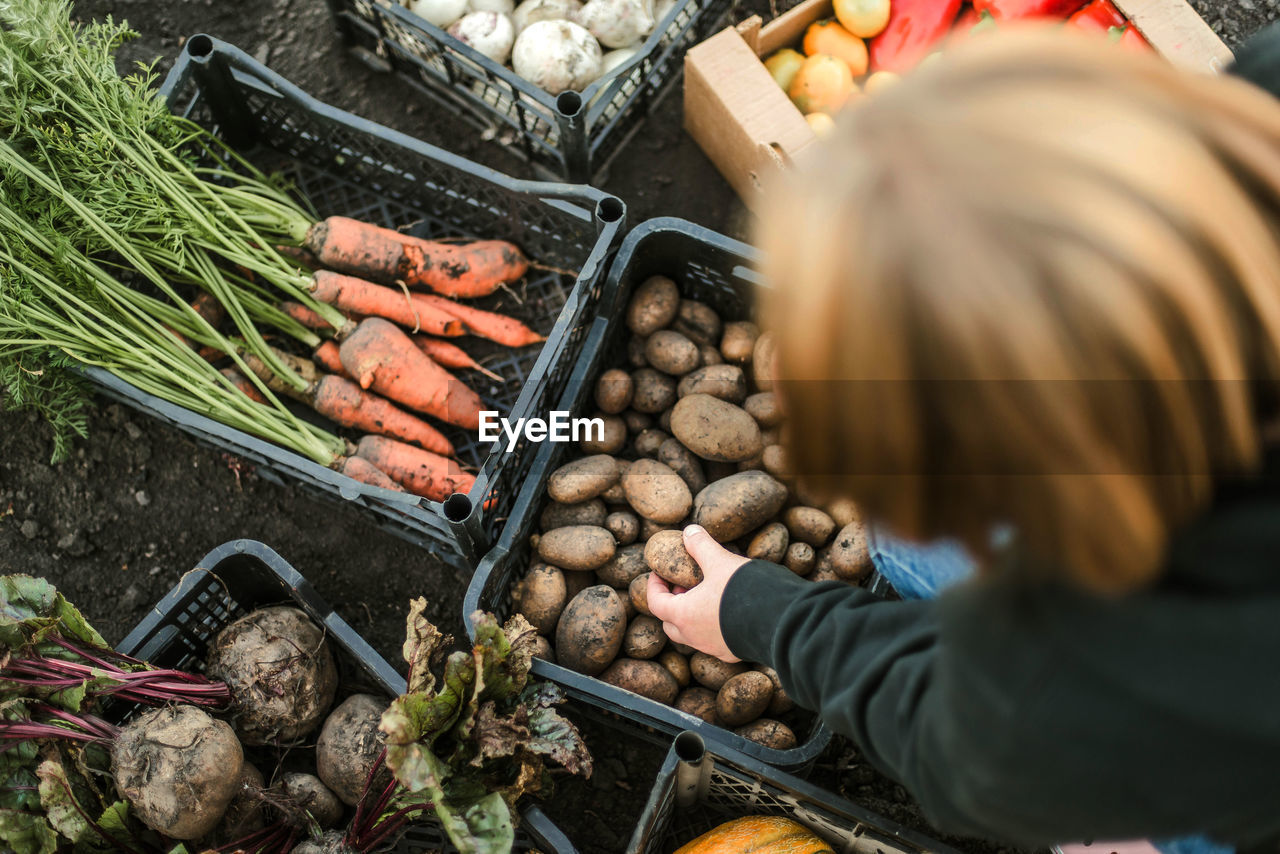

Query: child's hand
[647,525,748,662]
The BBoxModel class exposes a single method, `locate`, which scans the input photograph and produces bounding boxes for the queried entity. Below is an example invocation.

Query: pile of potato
[510,274,874,750]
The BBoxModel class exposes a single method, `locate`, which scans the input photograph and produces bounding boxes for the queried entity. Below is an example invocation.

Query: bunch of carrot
[204,215,548,502]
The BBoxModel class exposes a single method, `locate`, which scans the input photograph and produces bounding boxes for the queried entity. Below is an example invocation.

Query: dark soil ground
[4,0,1276,851]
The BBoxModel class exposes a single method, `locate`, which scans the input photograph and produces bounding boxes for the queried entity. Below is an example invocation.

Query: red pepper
[973,0,1088,21]
[950,7,997,41]
[1066,0,1126,32]
[1115,23,1152,50]
[868,0,965,72]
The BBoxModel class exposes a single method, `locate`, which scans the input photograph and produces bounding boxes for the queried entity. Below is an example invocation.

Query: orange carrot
[339,318,484,431]
[313,340,349,377]
[280,300,343,333]
[309,375,456,457]
[303,216,528,298]
[355,435,476,501]
[339,456,405,492]
[192,292,226,328]
[221,368,267,404]
[310,271,465,337]
[414,294,544,348]
[413,336,503,382]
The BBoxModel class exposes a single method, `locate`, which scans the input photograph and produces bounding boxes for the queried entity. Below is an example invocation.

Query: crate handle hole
[675,731,705,763]
[443,492,473,523]
[187,34,215,59]
[596,197,624,224]
[556,91,584,119]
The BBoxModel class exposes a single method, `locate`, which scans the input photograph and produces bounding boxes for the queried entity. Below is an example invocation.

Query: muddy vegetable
[599,658,679,703]
[206,606,337,745]
[630,571,653,615]
[692,470,789,541]
[659,649,692,687]
[634,427,671,458]
[631,368,678,413]
[582,414,628,454]
[747,521,789,563]
[627,275,680,336]
[537,524,616,571]
[644,529,703,587]
[645,330,702,375]
[828,520,873,581]
[736,718,797,750]
[513,563,569,633]
[595,368,634,414]
[720,321,759,364]
[111,705,244,840]
[786,506,837,547]
[673,299,722,347]
[555,585,626,675]
[540,498,607,531]
[547,454,620,503]
[675,687,720,724]
[690,652,748,691]
[622,458,693,524]
[658,437,707,495]
[744,391,783,428]
[677,364,748,403]
[716,671,774,727]
[597,542,648,589]
[624,614,667,659]
[281,772,343,828]
[670,394,763,463]
[317,693,387,806]
[785,542,816,576]
[605,510,640,545]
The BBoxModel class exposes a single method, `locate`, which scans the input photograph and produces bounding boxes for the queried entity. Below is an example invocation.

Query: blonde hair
[759,28,1280,593]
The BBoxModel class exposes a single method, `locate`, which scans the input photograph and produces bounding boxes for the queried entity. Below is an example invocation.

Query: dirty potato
[644,530,702,588]
[758,666,794,715]
[719,321,759,364]
[540,498,607,531]
[605,511,640,545]
[596,542,648,589]
[784,542,816,576]
[599,658,679,704]
[752,332,777,392]
[581,414,627,455]
[828,520,873,582]
[658,649,691,687]
[631,368,678,414]
[623,615,667,659]
[677,364,747,404]
[747,522,789,564]
[690,652,748,691]
[634,428,670,458]
[622,458,692,524]
[715,671,774,727]
[675,687,720,724]
[512,563,568,634]
[645,330,701,376]
[735,718,797,750]
[627,275,680,336]
[537,525,616,571]
[670,394,763,463]
[692,471,788,541]
[658,438,707,495]
[594,368,634,414]
[555,585,626,675]
[785,506,836,547]
[629,571,652,615]
[547,454,619,503]
[673,299,722,347]
[743,392,783,428]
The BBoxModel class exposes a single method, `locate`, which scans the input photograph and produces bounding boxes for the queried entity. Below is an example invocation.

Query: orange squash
[675,816,835,854]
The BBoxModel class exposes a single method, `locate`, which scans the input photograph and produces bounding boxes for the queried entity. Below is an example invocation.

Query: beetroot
[206,606,338,745]
[110,705,243,840]
[316,693,387,806]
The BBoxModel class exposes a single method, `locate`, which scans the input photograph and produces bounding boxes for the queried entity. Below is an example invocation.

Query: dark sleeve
[1231,21,1280,96]
[719,560,1280,847]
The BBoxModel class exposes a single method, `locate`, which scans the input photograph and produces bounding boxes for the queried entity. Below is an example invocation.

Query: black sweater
[721,463,1280,847]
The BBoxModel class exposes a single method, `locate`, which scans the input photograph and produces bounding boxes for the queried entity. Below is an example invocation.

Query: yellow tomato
[832,0,891,38]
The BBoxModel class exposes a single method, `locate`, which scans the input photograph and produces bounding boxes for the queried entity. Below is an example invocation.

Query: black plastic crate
[628,732,959,854]
[324,0,736,182]
[86,35,626,572]
[113,538,576,853]
[464,217,832,770]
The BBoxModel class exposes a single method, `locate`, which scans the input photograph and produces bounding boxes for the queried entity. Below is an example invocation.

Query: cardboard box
[684,0,1234,210]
